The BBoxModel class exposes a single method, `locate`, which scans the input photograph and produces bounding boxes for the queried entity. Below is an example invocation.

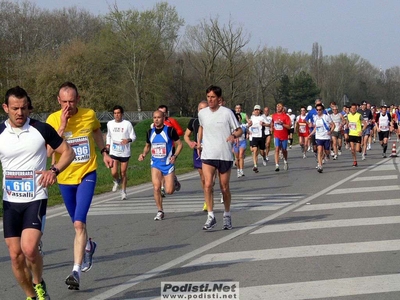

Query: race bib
[349,122,356,130]
[112,142,124,153]
[299,125,306,133]
[316,126,324,133]
[250,127,260,134]
[380,125,389,130]
[68,136,90,163]
[274,123,283,130]
[151,143,167,158]
[5,170,35,200]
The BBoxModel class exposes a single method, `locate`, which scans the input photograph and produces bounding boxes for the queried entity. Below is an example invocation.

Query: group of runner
[228,98,400,174]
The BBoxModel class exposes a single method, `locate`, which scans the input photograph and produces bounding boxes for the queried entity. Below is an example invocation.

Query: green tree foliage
[290,71,321,110]
[277,72,320,111]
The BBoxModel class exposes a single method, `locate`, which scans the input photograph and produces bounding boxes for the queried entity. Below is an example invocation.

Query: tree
[290,71,321,110]
[102,2,183,111]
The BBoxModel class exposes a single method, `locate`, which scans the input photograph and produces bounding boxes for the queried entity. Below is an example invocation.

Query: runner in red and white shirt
[271,102,291,171]
[295,106,309,159]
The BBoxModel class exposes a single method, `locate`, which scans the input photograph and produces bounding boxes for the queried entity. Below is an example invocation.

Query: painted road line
[86,161,370,300]
[295,198,400,212]
[239,274,400,300]
[183,239,400,267]
[327,185,400,195]
[87,202,293,216]
[370,164,396,171]
[351,174,398,181]
[251,216,400,234]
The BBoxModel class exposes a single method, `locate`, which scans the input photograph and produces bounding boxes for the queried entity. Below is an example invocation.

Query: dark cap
[361,101,367,105]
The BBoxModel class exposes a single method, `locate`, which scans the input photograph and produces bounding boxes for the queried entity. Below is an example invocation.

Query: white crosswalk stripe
[84,194,302,216]
[175,159,400,299]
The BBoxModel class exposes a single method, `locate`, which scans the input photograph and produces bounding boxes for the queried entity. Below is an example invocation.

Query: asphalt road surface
[1,141,400,300]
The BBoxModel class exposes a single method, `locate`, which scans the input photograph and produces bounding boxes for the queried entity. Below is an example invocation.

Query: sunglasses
[316,109,323,111]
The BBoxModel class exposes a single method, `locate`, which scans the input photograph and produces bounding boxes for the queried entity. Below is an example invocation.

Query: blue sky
[33,0,400,70]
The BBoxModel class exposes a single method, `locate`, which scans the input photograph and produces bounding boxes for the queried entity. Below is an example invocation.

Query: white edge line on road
[87,158,384,300]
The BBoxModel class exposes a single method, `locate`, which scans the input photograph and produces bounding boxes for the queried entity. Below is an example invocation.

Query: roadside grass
[0,118,295,217]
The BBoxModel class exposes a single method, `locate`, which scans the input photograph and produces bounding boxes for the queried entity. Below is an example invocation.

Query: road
[1,141,400,300]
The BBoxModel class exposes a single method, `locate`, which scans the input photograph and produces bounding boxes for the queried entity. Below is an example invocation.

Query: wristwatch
[101,147,109,155]
[49,165,60,176]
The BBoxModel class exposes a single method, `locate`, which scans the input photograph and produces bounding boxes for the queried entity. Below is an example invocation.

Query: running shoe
[154,211,165,221]
[262,158,267,166]
[317,166,323,173]
[202,202,208,212]
[237,169,241,178]
[367,144,371,150]
[161,187,166,197]
[121,191,127,200]
[222,215,233,230]
[338,150,342,155]
[81,238,97,272]
[382,153,387,158]
[65,271,80,290]
[203,215,217,230]
[353,161,358,167]
[333,154,337,160]
[253,166,259,173]
[174,176,181,191]
[265,156,269,161]
[275,165,279,172]
[112,179,120,192]
[33,280,50,300]
[361,154,365,160]
[283,160,288,170]
[289,145,292,149]
[240,170,245,177]
[302,153,306,159]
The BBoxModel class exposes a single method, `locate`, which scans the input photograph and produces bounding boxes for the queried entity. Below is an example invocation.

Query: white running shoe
[262,158,267,166]
[112,179,120,192]
[154,211,164,221]
[121,191,127,200]
[362,154,366,160]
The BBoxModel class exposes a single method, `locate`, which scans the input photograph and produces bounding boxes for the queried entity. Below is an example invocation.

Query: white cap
[307,105,312,111]
[288,108,292,113]
[254,105,261,110]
